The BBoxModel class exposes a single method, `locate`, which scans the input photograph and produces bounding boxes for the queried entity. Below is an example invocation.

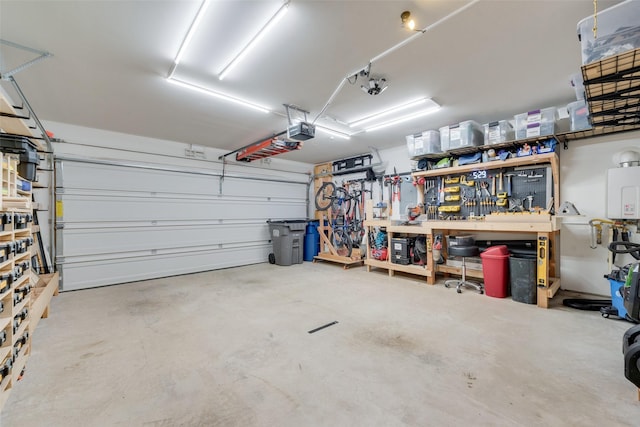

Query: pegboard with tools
[423,164,553,220]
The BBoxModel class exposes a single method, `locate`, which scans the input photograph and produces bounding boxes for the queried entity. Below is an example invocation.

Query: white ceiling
[0,0,620,164]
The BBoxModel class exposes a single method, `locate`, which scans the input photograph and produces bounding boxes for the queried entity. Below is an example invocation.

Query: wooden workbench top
[364,217,561,233]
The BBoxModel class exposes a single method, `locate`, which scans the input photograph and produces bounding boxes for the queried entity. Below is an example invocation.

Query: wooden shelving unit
[0,90,58,413]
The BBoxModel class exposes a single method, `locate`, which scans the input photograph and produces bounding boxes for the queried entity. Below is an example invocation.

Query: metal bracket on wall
[0,39,52,79]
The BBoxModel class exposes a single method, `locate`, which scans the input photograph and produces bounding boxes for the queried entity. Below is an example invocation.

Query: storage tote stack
[406,130,441,157]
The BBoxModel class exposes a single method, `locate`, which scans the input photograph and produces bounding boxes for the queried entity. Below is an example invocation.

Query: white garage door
[55,157,308,291]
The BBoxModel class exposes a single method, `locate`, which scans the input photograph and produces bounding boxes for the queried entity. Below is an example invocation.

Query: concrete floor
[2,262,639,426]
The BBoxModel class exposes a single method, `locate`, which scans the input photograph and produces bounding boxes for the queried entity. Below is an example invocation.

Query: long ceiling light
[168,0,211,78]
[218,1,290,80]
[349,97,437,128]
[167,78,270,113]
[364,106,441,132]
[315,125,351,140]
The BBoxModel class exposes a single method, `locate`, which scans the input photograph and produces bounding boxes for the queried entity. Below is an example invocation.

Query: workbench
[364,216,561,308]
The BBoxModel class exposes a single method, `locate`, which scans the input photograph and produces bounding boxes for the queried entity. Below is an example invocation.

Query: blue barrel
[304,221,320,261]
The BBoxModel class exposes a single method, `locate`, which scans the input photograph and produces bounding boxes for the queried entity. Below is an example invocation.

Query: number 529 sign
[471,170,487,180]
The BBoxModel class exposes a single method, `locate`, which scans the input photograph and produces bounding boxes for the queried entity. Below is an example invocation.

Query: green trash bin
[267,220,307,266]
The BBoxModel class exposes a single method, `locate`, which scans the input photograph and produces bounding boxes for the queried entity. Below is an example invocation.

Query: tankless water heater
[607,166,640,219]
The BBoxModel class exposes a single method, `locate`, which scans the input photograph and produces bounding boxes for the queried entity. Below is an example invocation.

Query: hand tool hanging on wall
[504,173,514,197]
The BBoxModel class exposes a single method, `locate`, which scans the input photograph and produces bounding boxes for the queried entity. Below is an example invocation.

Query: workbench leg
[426,233,436,285]
[537,288,550,308]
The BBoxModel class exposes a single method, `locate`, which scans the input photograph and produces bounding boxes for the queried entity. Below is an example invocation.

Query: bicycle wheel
[315,182,336,211]
[331,187,351,217]
[331,228,353,257]
[350,220,365,247]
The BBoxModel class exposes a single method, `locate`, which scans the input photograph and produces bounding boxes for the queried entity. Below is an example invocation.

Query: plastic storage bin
[509,255,537,304]
[567,100,592,132]
[515,107,557,140]
[448,120,484,150]
[267,220,306,266]
[577,0,640,65]
[0,134,40,181]
[438,126,450,152]
[480,245,510,298]
[570,72,585,100]
[483,120,514,145]
[406,130,441,157]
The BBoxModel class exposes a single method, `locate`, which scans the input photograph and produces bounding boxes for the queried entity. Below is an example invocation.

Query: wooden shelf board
[313,253,363,268]
[13,251,31,264]
[0,258,12,271]
[422,219,560,233]
[0,319,10,339]
[13,318,29,342]
[30,272,58,334]
[12,291,29,314]
[386,262,431,277]
[364,258,391,269]
[0,347,11,366]
[437,264,484,279]
[11,346,29,383]
[0,99,35,138]
[412,153,558,178]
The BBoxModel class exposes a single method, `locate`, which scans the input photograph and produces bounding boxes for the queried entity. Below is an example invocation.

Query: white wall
[44,121,313,176]
[559,130,640,295]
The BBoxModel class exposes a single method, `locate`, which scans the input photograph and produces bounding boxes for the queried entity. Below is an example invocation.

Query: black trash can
[509,254,537,304]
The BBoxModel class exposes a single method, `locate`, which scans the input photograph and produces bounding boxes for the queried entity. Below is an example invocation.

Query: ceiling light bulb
[315,125,351,140]
[364,106,441,132]
[219,1,289,80]
[400,10,416,31]
[168,0,211,78]
[166,77,270,113]
[349,98,429,128]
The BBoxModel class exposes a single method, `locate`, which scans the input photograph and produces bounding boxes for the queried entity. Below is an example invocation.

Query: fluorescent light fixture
[168,0,211,78]
[218,1,289,80]
[315,125,351,140]
[167,77,270,113]
[364,106,441,132]
[350,97,436,128]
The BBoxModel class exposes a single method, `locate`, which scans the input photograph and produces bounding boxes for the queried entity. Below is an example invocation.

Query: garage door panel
[222,177,307,199]
[58,194,305,222]
[58,223,270,256]
[56,158,308,290]
[59,161,221,196]
[59,244,271,291]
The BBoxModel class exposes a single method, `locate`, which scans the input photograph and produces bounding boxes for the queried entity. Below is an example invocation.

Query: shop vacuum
[620,254,640,391]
